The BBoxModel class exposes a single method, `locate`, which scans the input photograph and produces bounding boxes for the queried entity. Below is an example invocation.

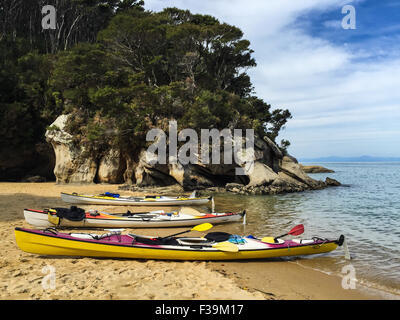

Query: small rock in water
[325,177,341,186]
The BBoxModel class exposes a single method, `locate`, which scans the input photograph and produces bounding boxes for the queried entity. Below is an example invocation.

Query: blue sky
[144,0,400,158]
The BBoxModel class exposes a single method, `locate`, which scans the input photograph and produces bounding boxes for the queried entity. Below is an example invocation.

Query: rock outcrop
[46,115,126,184]
[46,114,97,183]
[300,165,335,173]
[97,148,125,184]
[325,177,341,186]
[46,114,340,194]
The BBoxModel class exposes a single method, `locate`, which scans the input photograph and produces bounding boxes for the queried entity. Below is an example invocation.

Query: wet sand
[0,182,382,300]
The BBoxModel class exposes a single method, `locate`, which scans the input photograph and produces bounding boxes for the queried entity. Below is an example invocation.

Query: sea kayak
[14,227,344,261]
[23,207,245,228]
[61,192,211,206]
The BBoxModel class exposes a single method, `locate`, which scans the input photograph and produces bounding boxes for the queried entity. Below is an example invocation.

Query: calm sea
[205,162,400,298]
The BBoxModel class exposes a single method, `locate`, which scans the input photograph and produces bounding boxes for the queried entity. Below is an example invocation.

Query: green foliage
[280,139,291,155]
[1,2,292,169]
[0,41,58,150]
[46,125,60,132]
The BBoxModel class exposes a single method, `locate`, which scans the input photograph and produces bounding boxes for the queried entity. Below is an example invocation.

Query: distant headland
[299,155,400,163]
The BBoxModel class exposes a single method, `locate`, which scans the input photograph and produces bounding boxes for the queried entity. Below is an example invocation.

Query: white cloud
[145,0,400,157]
[324,20,343,29]
[146,0,343,36]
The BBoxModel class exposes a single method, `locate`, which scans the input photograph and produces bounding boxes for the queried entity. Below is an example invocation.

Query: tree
[51,7,292,151]
[0,0,145,53]
[0,4,292,180]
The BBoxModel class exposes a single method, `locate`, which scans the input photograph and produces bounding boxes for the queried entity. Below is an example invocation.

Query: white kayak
[23,207,246,228]
[61,192,211,206]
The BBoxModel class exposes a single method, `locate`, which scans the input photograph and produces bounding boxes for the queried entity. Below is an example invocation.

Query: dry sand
[0,182,382,300]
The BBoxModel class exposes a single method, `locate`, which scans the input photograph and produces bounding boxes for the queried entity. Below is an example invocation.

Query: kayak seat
[51,206,86,221]
[132,236,179,246]
[123,210,132,216]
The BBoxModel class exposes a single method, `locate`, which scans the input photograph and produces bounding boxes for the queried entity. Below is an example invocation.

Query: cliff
[45,114,339,194]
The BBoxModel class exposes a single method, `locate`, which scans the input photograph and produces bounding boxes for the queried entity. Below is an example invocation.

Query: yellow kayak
[14,227,344,261]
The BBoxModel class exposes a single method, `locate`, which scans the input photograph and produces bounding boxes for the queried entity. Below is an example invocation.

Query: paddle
[261,224,304,243]
[159,223,213,240]
[212,242,239,252]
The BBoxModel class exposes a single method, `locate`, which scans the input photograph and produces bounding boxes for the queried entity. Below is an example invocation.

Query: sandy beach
[0,182,383,300]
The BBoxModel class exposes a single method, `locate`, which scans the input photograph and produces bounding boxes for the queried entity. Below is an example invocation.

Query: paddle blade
[288,224,304,236]
[160,222,213,240]
[212,242,239,252]
[192,223,213,232]
[260,237,276,244]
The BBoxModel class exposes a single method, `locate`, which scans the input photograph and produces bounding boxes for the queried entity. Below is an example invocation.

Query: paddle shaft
[159,229,190,240]
[274,232,288,241]
[159,223,213,240]
[274,225,304,241]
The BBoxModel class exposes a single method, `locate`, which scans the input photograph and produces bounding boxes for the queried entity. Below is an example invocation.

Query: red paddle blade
[288,224,304,236]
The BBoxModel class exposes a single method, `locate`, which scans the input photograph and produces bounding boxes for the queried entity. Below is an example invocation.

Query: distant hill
[299,155,400,162]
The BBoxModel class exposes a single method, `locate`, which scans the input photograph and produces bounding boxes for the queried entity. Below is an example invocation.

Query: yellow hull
[15,228,339,261]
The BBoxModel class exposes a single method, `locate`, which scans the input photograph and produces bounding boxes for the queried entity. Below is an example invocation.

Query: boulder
[46,114,131,184]
[169,162,185,186]
[325,177,341,186]
[45,114,339,194]
[135,150,178,187]
[300,165,334,173]
[247,162,278,187]
[45,114,98,184]
[97,149,125,184]
[279,155,321,188]
[123,154,137,185]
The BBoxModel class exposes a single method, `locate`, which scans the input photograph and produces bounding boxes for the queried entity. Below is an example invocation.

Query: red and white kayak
[23,207,246,228]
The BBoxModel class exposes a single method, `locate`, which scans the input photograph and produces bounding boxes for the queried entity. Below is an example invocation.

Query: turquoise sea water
[207,162,400,297]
